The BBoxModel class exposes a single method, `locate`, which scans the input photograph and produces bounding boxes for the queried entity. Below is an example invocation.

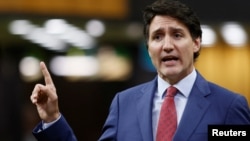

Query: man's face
[148,15,200,84]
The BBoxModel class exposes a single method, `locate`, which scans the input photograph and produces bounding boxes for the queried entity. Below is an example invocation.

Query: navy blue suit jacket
[33,71,250,141]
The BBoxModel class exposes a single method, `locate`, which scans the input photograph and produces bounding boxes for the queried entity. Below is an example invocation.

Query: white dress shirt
[152,68,197,140]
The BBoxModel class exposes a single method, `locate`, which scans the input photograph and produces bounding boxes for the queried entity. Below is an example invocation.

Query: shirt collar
[157,68,197,98]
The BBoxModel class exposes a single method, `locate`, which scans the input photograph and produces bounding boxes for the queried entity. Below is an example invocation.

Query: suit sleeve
[226,94,250,124]
[98,94,119,141]
[32,115,78,141]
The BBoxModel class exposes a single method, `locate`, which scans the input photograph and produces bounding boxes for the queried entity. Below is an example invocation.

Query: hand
[30,61,60,123]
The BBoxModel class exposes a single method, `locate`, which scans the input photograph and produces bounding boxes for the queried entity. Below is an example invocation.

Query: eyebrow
[151,26,185,35]
[170,27,186,33]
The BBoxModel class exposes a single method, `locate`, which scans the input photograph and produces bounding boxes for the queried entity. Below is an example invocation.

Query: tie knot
[166,86,177,97]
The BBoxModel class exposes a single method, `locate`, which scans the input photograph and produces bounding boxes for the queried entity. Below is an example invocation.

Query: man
[30,0,250,141]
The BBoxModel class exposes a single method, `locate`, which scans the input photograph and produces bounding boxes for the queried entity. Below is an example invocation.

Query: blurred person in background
[30,0,250,141]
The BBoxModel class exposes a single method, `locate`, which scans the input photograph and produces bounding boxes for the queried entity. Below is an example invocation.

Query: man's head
[142,0,202,84]
[143,0,202,61]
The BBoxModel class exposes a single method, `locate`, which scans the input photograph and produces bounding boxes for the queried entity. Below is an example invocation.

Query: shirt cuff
[42,114,61,130]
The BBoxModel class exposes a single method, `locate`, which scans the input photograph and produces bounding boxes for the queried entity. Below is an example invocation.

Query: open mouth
[162,56,178,62]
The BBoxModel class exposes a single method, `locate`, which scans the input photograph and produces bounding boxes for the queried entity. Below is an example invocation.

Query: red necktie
[156,86,178,141]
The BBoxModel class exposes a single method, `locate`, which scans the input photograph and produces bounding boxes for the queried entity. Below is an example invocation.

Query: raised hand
[30,61,60,123]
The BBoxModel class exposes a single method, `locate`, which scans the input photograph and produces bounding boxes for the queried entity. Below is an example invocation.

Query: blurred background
[0,0,249,140]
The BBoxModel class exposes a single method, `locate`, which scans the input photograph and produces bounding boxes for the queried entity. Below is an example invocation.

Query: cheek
[148,41,162,52]
[179,42,197,56]
[148,47,159,64]
[178,46,194,61]
[148,48,160,59]
[148,43,157,58]
[148,49,156,62]
[147,46,153,57]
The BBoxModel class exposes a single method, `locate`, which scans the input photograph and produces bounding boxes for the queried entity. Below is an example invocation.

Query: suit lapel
[135,71,211,141]
[174,72,211,141]
[136,77,157,141]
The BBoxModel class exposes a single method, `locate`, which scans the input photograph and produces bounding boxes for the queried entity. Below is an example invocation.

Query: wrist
[44,112,61,123]
[42,114,61,129]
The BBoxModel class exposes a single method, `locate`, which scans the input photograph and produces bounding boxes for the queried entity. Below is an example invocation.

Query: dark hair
[143,0,202,60]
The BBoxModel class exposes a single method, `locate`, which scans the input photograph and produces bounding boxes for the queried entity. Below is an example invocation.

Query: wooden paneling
[0,0,128,18]
[195,44,250,104]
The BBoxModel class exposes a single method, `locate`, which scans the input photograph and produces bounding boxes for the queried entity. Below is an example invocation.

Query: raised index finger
[40,61,54,86]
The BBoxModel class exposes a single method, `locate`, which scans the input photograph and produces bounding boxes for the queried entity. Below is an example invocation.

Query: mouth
[162,56,179,62]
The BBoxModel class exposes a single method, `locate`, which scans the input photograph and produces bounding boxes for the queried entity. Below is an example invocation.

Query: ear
[193,37,201,53]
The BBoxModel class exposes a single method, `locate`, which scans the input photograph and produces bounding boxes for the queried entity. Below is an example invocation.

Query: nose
[162,36,174,52]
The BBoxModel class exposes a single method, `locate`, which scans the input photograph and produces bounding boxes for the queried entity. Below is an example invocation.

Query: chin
[162,67,179,74]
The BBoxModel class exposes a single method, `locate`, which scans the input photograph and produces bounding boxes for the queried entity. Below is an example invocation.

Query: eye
[152,34,163,41]
[173,33,182,39]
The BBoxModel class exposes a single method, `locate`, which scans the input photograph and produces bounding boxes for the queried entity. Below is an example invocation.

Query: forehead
[149,15,189,33]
